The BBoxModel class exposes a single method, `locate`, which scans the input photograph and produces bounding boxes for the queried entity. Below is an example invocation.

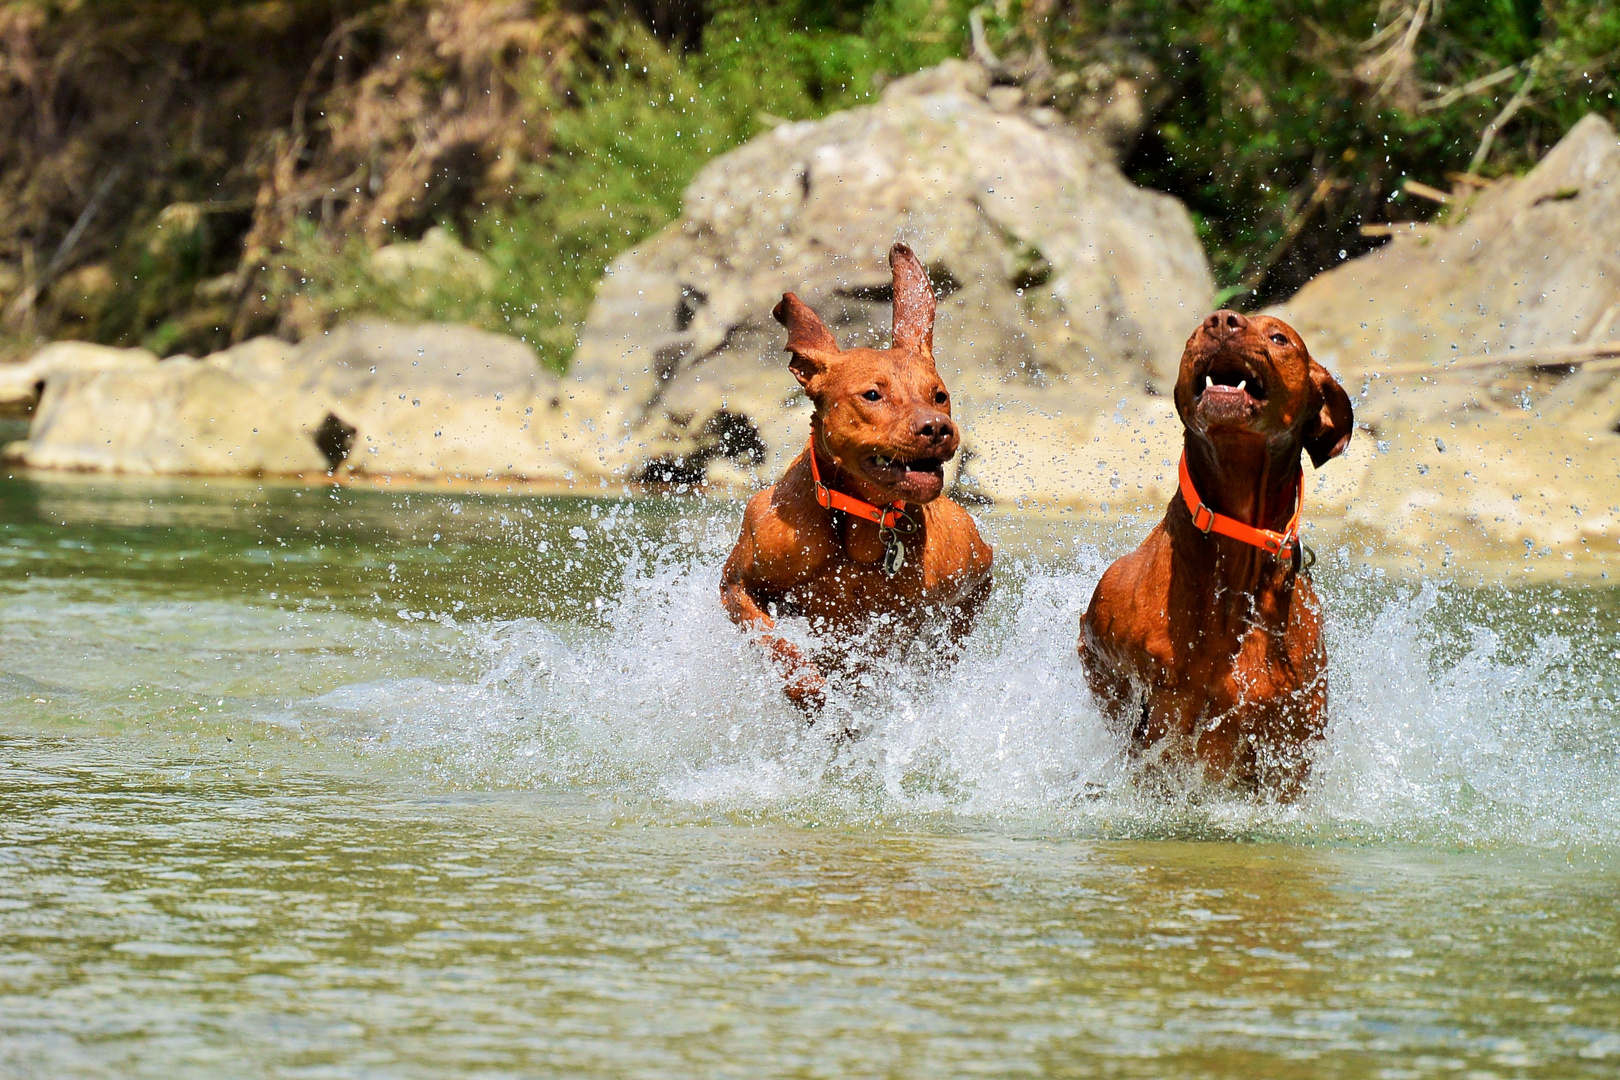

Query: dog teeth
[1236,379,1246,391]
[1204,376,1213,390]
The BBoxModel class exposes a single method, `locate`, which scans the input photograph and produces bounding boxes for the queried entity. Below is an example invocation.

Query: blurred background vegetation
[1,0,1616,368]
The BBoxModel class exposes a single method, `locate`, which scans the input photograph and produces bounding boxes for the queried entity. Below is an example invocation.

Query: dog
[720,243,993,711]
[1078,310,1353,798]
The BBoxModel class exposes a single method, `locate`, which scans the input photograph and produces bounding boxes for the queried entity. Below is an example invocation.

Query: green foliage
[1019,0,1620,303]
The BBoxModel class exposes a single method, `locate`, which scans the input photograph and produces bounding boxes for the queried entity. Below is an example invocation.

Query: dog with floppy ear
[721,242,993,712]
[1078,310,1354,798]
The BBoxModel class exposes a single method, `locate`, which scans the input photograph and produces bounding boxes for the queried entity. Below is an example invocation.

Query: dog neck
[1181,434,1302,533]
[805,422,904,565]
[1167,433,1303,631]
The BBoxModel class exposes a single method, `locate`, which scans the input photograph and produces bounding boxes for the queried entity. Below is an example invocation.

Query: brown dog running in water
[721,243,994,711]
[1078,310,1353,798]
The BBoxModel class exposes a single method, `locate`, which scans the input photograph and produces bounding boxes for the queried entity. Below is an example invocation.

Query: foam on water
[291,510,1620,848]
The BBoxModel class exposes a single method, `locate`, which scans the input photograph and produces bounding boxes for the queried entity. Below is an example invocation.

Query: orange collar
[806,437,909,528]
[1178,452,1302,559]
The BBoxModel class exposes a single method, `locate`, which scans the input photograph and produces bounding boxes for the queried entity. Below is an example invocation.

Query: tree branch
[1383,338,1620,375]
[1419,62,1521,113]
[1468,55,1540,175]
[968,5,1006,76]
[3,165,124,330]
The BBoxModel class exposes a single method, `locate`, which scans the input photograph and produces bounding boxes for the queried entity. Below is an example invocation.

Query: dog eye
[1270,333,1289,346]
[862,389,882,402]
[934,390,949,405]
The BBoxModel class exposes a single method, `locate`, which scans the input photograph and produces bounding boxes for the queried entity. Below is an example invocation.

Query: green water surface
[2,474,1617,1079]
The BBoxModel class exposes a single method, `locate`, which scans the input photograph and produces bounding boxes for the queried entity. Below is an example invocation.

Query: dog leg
[720,580,826,712]
[943,572,993,653]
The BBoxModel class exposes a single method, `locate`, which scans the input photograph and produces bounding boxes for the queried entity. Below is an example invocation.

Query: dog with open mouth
[720,243,994,713]
[1078,310,1354,798]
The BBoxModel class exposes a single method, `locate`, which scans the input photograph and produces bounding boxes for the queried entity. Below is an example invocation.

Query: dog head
[1174,310,1353,468]
[773,243,958,505]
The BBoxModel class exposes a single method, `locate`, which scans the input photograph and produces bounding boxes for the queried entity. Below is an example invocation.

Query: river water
[2,473,1618,1078]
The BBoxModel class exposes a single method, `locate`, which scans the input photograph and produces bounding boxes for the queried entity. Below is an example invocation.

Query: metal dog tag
[881,530,906,577]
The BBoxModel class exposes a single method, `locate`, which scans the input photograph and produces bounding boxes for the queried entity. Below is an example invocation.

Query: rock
[1333,410,1619,574]
[569,59,1215,495]
[1267,113,1620,572]
[0,341,157,416]
[22,341,325,475]
[8,321,591,480]
[371,226,496,295]
[286,321,564,478]
[986,85,1024,112]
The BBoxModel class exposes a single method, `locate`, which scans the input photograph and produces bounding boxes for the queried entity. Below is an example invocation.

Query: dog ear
[773,292,840,390]
[1304,358,1354,467]
[889,242,935,358]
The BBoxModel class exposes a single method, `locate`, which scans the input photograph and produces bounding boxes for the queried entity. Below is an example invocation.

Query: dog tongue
[897,463,944,500]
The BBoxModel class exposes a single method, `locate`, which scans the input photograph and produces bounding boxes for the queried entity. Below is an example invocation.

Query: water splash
[1314,579,1620,846]
[292,512,1620,848]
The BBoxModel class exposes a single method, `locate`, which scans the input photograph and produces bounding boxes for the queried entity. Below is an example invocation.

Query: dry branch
[1359,222,1437,238]
[1419,63,1520,112]
[1241,174,1339,292]
[1401,179,1450,204]
[3,165,123,330]
[1468,55,1541,175]
[1358,0,1439,107]
[968,5,1005,76]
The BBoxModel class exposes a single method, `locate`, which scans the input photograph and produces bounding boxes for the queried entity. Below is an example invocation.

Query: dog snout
[912,412,957,448]
[1202,310,1249,336]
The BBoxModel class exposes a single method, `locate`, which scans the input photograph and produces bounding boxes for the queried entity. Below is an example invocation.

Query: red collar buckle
[1191,501,1216,534]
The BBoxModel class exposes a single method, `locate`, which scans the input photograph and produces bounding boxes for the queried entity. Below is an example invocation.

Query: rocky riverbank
[3,65,1617,580]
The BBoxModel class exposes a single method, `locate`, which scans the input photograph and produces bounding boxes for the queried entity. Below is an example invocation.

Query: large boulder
[1268,113,1620,573]
[0,341,158,416]
[569,60,1215,495]
[6,321,596,481]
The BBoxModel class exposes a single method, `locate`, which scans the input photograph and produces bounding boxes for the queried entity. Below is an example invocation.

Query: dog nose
[1203,310,1249,335]
[913,413,956,445]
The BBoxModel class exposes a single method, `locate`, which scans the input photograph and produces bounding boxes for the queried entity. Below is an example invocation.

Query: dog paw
[784,672,826,714]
